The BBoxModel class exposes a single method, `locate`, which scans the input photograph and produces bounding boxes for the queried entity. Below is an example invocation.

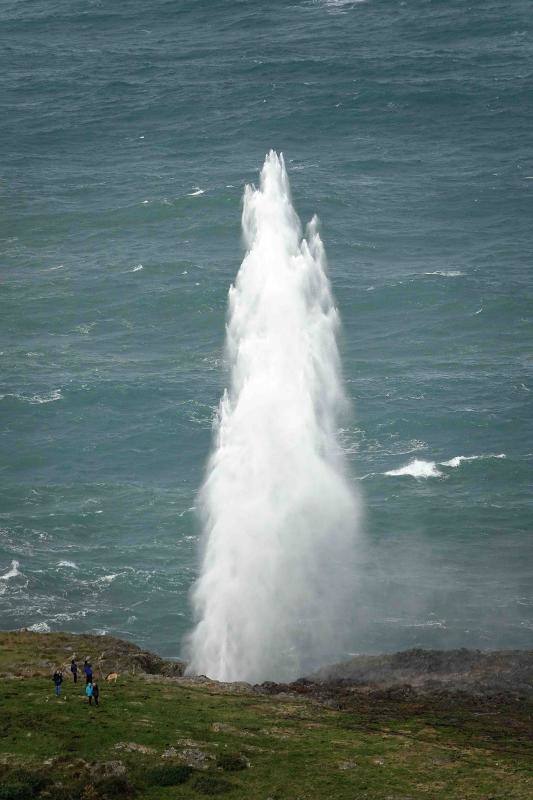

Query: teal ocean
[1,0,532,661]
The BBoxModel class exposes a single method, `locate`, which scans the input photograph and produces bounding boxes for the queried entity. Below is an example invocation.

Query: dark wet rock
[305,648,533,695]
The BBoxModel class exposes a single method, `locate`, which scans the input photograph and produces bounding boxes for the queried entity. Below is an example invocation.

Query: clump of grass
[43,787,84,800]
[92,775,135,799]
[0,770,51,800]
[192,774,233,795]
[216,753,248,772]
[145,765,194,786]
[0,786,31,800]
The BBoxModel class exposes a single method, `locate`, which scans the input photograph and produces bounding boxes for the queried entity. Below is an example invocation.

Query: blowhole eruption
[187,151,361,682]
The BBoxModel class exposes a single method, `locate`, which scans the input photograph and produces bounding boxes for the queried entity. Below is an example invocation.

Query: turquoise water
[1,0,532,661]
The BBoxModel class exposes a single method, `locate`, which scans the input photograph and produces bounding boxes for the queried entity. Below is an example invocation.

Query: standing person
[70,658,78,684]
[52,669,63,697]
[92,681,100,707]
[83,659,93,685]
[85,681,94,705]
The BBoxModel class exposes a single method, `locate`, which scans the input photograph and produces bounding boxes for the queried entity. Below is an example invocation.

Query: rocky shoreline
[4,629,532,700]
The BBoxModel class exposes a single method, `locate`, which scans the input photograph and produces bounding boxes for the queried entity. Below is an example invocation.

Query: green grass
[0,633,531,799]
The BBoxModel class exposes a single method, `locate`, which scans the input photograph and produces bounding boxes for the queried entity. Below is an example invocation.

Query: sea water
[1,0,532,664]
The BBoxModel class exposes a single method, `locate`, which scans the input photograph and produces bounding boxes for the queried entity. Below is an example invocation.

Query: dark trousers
[85,675,92,684]
[72,673,77,683]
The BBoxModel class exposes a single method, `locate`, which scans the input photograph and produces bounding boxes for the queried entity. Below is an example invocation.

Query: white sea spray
[186,152,361,682]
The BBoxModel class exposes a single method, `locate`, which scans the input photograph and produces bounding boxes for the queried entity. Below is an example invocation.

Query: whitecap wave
[323,0,367,12]
[0,559,21,580]
[382,616,447,629]
[0,559,21,593]
[49,610,88,622]
[384,453,507,479]
[441,453,506,468]
[0,389,62,404]
[384,459,443,479]
[187,187,205,196]
[29,390,63,404]
[95,573,119,585]
[74,323,95,335]
[178,506,196,518]
[57,560,79,570]
[424,270,463,277]
[27,622,51,633]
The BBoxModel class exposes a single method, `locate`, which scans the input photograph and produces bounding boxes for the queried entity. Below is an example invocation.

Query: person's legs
[88,695,92,705]
[73,673,77,684]
[55,684,60,696]
[94,697,98,706]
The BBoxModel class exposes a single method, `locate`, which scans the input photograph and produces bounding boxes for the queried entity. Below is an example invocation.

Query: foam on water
[95,573,120,585]
[441,454,506,468]
[424,270,464,277]
[27,622,51,633]
[0,559,22,594]
[384,459,444,479]
[0,390,62,404]
[323,0,368,12]
[0,559,21,581]
[186,152,361,682]
[385,453,507,478]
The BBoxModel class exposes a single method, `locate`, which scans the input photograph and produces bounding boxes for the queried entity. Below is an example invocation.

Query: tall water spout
[186,152,360,682]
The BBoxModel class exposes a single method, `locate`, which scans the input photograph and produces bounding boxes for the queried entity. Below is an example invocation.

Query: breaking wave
[0,389,63,404]
[440,454,506,468]
[384,459,443,479]
[384,453,507,479]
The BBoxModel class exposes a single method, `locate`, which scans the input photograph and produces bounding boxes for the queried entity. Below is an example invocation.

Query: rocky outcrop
[305,648,533,694]
[2,630,186,678]
[4,631,532,699]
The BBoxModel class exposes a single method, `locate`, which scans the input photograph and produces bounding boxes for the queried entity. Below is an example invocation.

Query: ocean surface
[1,0,532,663]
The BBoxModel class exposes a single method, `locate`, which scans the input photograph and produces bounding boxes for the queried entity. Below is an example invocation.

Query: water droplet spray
[186,152,361,682]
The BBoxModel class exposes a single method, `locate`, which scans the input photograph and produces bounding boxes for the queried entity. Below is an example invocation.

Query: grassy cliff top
[0,630,186,680]
[0,631,532,800]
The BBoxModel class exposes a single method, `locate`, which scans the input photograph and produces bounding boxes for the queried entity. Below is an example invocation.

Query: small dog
[106,672,119,683]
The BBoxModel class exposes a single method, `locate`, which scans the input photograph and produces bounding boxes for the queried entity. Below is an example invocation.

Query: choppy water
[1,0,532,662]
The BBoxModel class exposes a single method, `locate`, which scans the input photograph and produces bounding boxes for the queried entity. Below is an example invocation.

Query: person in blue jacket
[83,659,93,685]
[85,681,94,705]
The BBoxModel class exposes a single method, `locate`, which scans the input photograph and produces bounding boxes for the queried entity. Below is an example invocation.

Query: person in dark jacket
[83,659,93,684]
[53,670,63,697]
[91,681,100,707]
[70,659,78,683]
